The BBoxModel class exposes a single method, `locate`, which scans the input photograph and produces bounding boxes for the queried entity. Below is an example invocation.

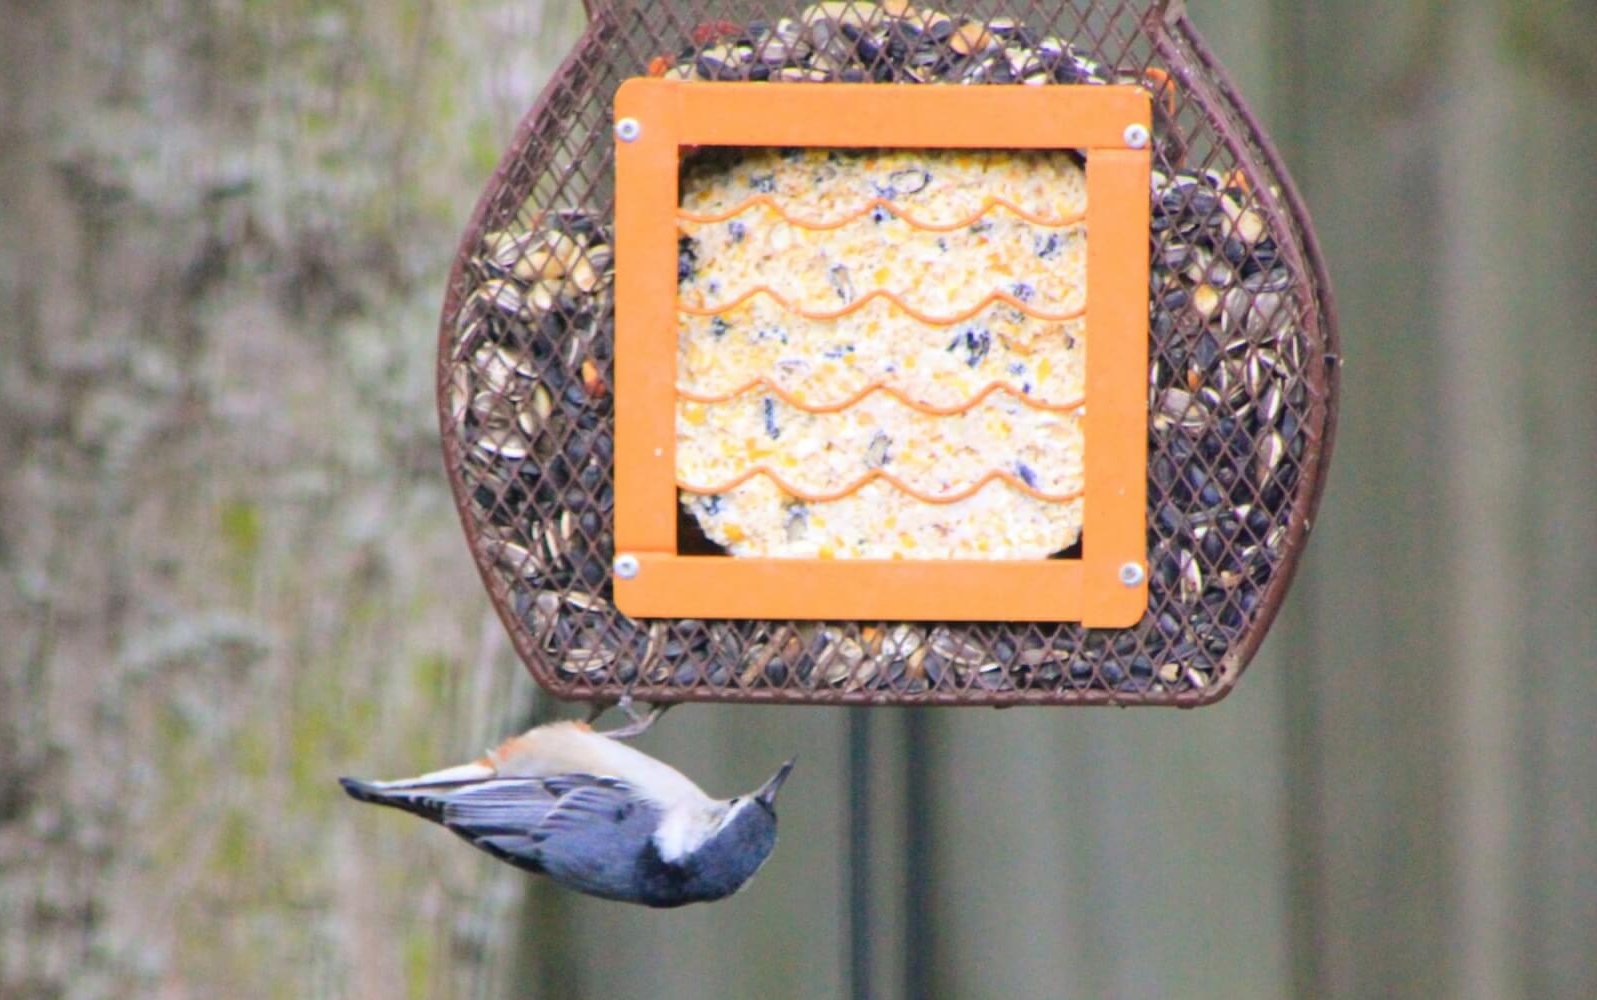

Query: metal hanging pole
[846,709,875,1000]
[903,709,933,999]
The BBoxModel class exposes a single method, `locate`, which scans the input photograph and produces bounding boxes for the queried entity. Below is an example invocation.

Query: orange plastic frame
[613,81,1150,625]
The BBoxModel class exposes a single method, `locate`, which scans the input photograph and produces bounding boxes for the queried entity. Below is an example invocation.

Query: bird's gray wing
[435,775,662,896]
[527,779,667,902]
[434,776,591,870]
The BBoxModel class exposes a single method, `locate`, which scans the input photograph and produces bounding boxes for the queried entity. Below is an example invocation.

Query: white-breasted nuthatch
[339,717,795,908]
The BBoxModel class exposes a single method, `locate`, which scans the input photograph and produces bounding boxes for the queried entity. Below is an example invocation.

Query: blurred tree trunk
[0,2,581,997]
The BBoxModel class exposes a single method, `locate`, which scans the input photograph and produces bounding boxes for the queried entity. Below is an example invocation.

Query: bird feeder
[438,0,1339,706]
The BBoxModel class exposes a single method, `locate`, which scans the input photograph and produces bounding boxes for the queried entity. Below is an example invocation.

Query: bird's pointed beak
[755,758,796,808]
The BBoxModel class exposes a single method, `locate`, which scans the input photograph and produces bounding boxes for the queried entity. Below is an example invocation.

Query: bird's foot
[590,693,671,740]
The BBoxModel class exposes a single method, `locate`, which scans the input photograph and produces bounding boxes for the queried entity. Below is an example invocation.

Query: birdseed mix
[676,146,1088,559]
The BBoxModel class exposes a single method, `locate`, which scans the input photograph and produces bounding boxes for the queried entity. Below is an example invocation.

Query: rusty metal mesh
[436,0,1339,706]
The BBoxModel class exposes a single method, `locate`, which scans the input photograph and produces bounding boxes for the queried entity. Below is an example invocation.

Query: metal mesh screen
[437,0,1339,706]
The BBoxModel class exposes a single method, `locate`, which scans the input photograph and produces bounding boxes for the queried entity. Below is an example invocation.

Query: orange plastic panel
[614,81,1149,625]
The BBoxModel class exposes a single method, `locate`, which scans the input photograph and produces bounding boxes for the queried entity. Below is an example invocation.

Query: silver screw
[1118,561,1146,587]
[615,118,642,143]
[1123,123,1151,150]
[613,554,641,579]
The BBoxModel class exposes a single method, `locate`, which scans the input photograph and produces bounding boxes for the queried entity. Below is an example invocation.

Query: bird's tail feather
[340,776,456,822]
[381,761,497,787]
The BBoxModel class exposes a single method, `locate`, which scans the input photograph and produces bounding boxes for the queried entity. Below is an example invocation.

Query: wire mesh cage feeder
[438,0,1339,707]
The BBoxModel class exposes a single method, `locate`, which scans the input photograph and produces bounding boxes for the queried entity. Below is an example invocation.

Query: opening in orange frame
[614,81,1149,625]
